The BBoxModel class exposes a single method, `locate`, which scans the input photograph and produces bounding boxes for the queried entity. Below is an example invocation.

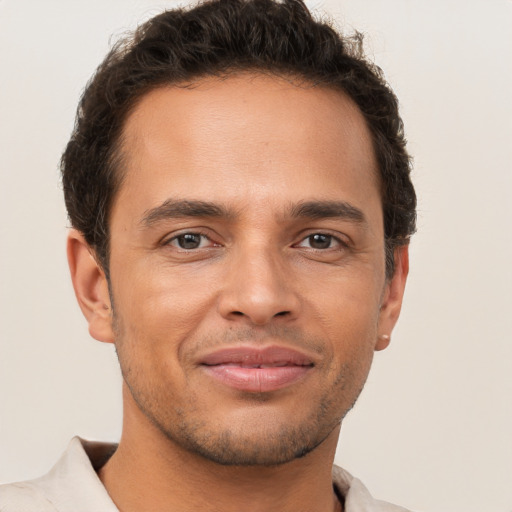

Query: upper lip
[199,345,315,367]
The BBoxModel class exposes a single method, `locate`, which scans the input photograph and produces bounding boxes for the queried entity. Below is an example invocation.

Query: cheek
[301,269,382,377]
[111,264,219,355]
[303,267,383,332]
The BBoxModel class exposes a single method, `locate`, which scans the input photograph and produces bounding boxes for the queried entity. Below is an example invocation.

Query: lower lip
[202,365,312,392]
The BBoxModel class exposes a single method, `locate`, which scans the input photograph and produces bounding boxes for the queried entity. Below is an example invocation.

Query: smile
[199,346,314,393]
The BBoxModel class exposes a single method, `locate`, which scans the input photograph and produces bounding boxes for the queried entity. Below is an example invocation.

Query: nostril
[232,311,244,316]
[275,311,290,317]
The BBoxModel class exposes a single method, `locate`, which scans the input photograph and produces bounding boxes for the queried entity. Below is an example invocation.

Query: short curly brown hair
[61,0,416,278]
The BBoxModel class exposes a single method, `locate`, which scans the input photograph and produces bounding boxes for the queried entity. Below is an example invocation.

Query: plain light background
[0,1,511,511]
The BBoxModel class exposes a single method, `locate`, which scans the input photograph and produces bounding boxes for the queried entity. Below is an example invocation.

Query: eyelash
[294,233,347,251]
[165,232,218,250]
[164,231,348,252]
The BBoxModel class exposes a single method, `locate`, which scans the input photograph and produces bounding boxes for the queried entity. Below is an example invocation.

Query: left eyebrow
[140,199,236,228]
[289,200,367,224]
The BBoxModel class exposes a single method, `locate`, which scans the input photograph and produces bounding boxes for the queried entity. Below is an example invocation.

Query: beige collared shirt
[0,437,413,512]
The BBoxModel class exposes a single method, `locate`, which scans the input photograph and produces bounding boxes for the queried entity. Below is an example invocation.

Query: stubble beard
[122,368,357,467]
[119,355,366,467]
[112,310,370,467]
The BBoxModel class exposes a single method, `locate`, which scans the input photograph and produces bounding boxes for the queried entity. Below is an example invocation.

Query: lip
[199,345,314,393]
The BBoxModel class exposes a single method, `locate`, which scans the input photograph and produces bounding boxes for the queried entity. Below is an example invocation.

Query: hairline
[97,68,398,278]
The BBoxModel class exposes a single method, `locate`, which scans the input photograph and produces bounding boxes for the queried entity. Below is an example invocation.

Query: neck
[99,389,343,512]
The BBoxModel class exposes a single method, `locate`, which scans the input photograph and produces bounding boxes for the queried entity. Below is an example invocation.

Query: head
[62,0,415,280]
[64,0,415,467]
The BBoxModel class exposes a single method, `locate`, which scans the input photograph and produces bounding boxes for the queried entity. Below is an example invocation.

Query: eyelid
[162,229,220,249]
[294,231,350,249]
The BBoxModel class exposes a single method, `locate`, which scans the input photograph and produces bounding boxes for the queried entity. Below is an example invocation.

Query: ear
[375,245,409,351]
[67,229,115,344]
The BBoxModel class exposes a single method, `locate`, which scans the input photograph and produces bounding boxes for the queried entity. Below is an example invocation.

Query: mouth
[199,346,314,393]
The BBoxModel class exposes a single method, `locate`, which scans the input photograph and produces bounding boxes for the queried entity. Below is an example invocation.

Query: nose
[218,245,301,326]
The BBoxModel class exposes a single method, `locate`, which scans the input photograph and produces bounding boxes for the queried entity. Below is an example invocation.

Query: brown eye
[307,234,333,249]
[178,234,201,249]
[170,233,206,249]
[294,233,345,251]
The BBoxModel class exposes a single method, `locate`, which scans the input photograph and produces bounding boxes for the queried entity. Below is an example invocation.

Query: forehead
[114,73,380,221]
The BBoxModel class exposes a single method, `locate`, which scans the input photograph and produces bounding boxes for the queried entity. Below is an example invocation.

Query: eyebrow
[140,198,367,228]
[140,199,235,227]
[290,200,367,224]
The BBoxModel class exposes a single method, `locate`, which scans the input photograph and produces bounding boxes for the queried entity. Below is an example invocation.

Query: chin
[163,420,338,467]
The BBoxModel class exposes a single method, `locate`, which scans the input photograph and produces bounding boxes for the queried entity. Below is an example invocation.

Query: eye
[167,232,213,250]
[296,233,343,250]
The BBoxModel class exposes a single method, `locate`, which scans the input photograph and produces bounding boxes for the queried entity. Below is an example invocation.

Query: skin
[68,73,408,512]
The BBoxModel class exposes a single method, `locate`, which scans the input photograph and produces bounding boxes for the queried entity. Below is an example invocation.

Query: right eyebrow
[140,199,235,228]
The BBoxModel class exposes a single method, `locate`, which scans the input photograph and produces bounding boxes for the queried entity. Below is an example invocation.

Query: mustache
[185,325,326,357]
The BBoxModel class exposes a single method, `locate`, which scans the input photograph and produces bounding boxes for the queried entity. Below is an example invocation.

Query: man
[0,0,416,510]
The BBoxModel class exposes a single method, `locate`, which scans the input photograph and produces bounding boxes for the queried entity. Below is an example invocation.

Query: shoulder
[0,437,119,512]
[0,480,58,511]
[332,465,415,512]
[371,499,414,512]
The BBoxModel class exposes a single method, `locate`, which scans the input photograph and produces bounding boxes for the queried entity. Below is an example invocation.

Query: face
[76,74,407,466]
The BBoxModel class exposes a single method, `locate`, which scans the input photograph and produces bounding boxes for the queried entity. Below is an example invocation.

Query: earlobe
[67,229,115,344]
[375,245,409,351]
[375,334,391,351]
